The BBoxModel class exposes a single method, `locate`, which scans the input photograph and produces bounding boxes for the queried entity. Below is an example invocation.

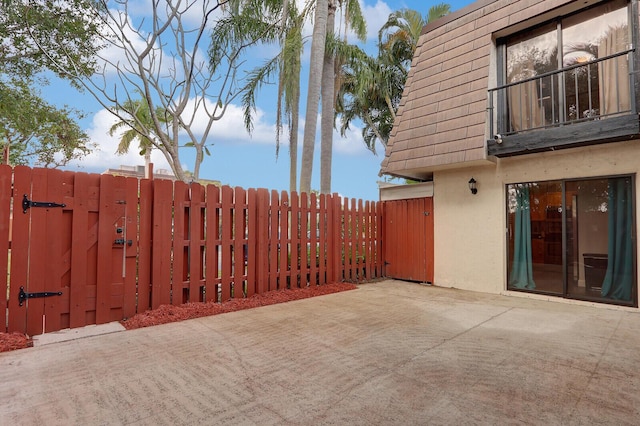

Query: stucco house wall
[434,141,640,302]
[382,0,640,307]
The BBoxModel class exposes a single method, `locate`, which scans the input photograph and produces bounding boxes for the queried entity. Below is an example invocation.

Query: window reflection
[506,176,636,306]
[503,0,629,133]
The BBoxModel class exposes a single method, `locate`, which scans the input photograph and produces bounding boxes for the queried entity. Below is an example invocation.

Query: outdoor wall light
[468,178,478,195]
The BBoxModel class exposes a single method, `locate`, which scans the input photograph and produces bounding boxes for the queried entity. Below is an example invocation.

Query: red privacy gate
[1,166,141,336]
[383,197,434,283]
[1,165,383,337]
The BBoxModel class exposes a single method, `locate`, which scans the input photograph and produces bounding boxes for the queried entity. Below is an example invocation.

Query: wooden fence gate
[1,166,141,337]
[2,165,383,337]
[383,197,434,283]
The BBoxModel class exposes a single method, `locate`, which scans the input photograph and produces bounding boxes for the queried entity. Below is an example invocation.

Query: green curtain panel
[601,178,633,301]
[509,185,536,290]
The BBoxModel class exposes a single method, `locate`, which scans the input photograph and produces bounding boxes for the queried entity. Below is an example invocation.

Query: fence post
[331,193,342,283]
[234,187,247,297]
[137,178,153,312]
[279,191,290,289]
[0,166,10,332]
[268,189,279,291]
[189,183,205,303]
[246,188,257,297]
[309,192,318,287]
[318,194,326,285]
[290,191,300,288]
[255,188,269,295]
[151,179,173,308]
[205,185,221,302]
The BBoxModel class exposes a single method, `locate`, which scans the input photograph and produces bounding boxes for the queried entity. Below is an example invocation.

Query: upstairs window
[501,0,630,133]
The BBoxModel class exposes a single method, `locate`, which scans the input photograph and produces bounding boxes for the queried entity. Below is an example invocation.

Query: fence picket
[189,183,205,303]
[309,193,318,287]
[234,187,247,297]
[205,185,221,302]
[122,176,139,318]
[290,192,300,288]
[246,188,257,297]
[299,192,308,288]
[173,181,188,305]
[43,169,65,332]
[0,165,12,332]
[151,179,173,308]
[69,173,90,328]
[137,179,153,312]
[95,173,116,325]
[255,188,269,294]
[220,186,233,301]
[27,168,50,334]
[268,189,279,291]
[8,167,31,333]
[318,194,327,286]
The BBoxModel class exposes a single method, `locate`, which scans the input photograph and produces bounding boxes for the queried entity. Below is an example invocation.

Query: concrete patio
[1,279,639,425]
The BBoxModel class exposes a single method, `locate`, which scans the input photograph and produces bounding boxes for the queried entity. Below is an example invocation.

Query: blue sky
[44,0,473,201]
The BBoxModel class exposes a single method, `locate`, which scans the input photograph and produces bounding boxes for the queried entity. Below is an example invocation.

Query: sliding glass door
[507,176,636,306]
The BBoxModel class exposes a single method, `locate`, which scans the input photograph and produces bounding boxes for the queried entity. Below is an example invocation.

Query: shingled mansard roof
[380,0,580,181]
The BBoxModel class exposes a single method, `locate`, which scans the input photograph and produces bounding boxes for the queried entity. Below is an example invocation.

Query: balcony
[487,49,639,157]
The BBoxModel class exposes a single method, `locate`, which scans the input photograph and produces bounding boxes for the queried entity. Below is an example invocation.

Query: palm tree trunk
[320,0,337,195]
[289,86,300,193]
[299,0,328,194]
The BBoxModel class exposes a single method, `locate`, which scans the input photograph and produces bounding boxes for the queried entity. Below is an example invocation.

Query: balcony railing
[488,49,635,138]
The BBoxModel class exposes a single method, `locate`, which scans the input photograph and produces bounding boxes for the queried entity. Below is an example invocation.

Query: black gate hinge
[18,286,63,306]
[22,194,66,213]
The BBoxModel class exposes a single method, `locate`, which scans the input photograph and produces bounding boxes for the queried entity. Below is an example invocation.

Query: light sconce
[468,177,478,195]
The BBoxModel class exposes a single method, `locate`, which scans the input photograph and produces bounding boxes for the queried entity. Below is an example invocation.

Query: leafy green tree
[0,0,101,81]
[336,5,450,151]
[0,80,92,167]
[0,0,101,166]
[219,0,308,193]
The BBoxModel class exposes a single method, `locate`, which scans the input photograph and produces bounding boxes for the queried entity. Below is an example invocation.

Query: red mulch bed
[122,282,357,330]
[0,332,32,353]
[0,283,357,352]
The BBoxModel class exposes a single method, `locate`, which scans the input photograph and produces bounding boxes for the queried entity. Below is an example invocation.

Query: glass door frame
[505,174,637,307]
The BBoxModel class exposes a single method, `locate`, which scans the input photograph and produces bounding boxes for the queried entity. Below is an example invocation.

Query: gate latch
[22,194,66,213]
[18,286,63,306]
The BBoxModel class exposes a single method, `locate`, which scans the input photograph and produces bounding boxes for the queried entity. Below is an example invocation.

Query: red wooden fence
[1,165,383,336]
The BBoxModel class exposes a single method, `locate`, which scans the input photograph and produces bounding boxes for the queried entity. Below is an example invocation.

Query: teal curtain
[601,178,633,301]
[509,185,536,290]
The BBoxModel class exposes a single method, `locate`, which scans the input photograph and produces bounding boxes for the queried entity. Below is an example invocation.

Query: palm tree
[240,2,307,193]
[336,5,450,151]
[299,0,329,195]
[108,97,168,178]
[221,0,311,193]
[320,0,367,194]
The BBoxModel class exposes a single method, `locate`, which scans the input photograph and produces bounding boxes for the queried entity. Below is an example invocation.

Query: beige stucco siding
[381,0,574,180]
[433,139,640,303]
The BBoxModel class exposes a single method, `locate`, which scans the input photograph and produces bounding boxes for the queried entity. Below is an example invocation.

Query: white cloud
[66,109,172,173]
[333,125,384,156]
[361,0,393,42]
[180,98,280,146]
[66,97,284,174]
